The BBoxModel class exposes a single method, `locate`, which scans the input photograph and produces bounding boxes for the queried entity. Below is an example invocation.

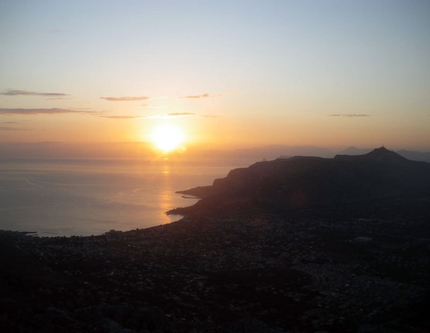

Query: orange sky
[1,1,429,156]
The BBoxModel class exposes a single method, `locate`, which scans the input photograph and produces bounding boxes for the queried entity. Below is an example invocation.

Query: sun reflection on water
[159,163,179,224]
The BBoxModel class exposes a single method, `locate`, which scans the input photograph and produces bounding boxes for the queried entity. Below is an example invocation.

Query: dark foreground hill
[170,147,430,216]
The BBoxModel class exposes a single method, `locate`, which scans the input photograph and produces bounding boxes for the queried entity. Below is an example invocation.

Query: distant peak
[372,146,389,153]
[335,147,407,162]
[338,146,372,156]
[368,147,392,155]
[364,147,407,161]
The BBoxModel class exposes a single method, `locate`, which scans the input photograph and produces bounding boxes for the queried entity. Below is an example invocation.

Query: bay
[0,158,251,236]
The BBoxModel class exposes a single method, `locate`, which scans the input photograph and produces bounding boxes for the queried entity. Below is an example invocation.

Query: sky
[1,0,429,157]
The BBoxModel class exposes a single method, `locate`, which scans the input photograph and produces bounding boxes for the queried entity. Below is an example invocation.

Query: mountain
[338,146,430,162]
[338,146,372,155]
[170,147,430,215]
[232,145,335,159]
[397,149,430,163]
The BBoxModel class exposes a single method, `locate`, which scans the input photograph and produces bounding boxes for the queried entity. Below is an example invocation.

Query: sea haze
[0,158,248,236]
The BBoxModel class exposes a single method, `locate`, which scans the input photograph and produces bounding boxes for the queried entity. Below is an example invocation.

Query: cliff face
[172,147,430,214]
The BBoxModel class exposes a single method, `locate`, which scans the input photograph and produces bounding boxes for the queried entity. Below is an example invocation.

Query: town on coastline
[1,196,430,332]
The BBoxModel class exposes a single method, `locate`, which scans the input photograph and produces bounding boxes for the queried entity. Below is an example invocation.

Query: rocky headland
[170,147,430,216]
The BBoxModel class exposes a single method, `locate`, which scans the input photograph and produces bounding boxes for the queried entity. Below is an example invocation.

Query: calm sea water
[0,158,251,237]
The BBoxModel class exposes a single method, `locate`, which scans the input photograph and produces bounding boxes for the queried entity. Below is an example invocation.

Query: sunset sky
[1,0,429,156]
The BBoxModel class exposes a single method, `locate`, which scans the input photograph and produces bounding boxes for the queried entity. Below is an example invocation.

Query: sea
[0,157,252,237]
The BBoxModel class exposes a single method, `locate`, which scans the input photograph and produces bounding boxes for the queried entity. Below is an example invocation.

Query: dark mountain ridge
[170,147,430,215]
[339,146,430,162]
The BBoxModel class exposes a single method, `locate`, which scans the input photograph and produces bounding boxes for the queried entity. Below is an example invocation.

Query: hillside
[170,147,430,216]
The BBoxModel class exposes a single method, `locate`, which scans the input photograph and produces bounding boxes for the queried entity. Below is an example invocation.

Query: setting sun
[150,124,185,153]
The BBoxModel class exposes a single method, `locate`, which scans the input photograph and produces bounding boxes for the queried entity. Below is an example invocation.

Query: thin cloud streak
[99,116,141,119]
[328,114,370,117]
[0,89,69,97]
[0,127,33,131]
[0,108,97,115]
[181,93,221,99]
[148,113,220,119]
[147,115,173,119]
[100,96,149,102]
[167,112,195,117]
[147,112,196,119]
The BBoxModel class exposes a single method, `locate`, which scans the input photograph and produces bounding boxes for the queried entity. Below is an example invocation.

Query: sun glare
[150,124,185,153]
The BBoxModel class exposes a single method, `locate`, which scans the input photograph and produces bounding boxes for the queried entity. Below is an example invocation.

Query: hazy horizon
[0,158,247,236]
[0,141,429,162]
[1,1,429,153]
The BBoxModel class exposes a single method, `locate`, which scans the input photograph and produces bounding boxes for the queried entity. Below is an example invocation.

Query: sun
[150,124,185,153]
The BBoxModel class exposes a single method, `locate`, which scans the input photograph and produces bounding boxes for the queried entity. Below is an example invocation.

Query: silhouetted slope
[171,147,430,215]
[397,149,430,163]
[338,146,430,162]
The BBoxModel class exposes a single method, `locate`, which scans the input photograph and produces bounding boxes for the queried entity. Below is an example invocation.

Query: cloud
[167,112,195,117]
[0,89,69,97]
[0,108,97,115]
[147,112,196,119]
[99,115,142,119]
[328,113,370,117]
[100,96,149,102]
[148,112,218,119]
[181,93,220,99]
[0,126,32,131]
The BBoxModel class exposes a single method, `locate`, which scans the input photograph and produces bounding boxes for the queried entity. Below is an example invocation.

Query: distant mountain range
[170,147,430,215]
[192,145,430,163]
[1,142,429,162]
[339,146,430,162]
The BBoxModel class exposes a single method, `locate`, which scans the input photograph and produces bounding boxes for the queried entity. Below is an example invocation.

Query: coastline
[1,197,430,332]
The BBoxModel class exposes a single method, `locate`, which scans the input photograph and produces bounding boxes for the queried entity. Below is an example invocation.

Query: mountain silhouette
[338,146,372,155]
[171,147,430,215]
[338,146,430,162]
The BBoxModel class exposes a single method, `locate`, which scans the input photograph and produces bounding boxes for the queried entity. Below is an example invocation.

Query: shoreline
[1,197,430,332]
